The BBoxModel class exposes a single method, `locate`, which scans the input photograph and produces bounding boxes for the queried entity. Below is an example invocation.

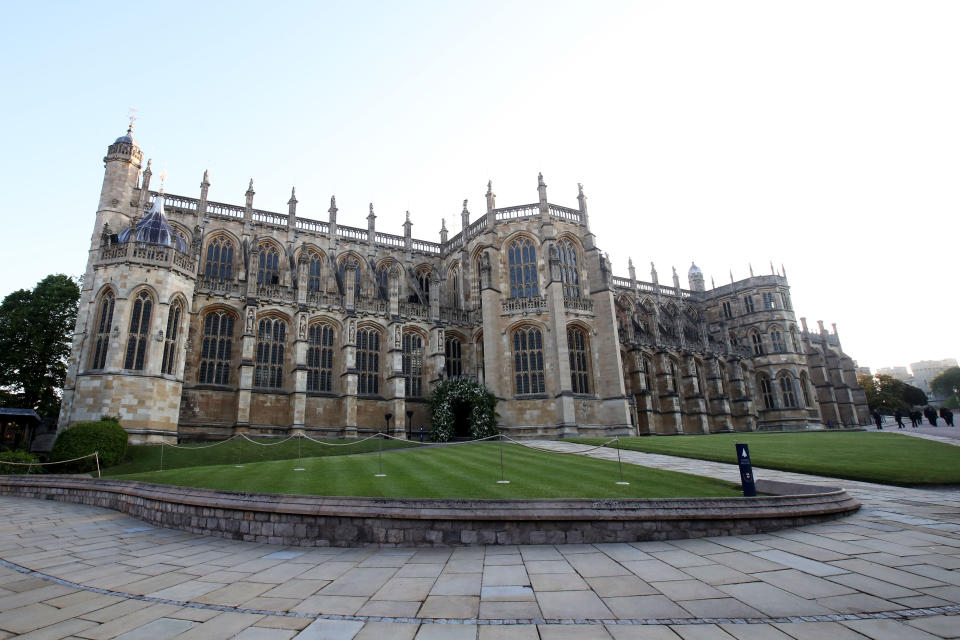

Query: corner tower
[59,126,197,443]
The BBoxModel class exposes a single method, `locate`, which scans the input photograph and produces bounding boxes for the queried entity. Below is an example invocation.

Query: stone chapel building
[57,126,870,443]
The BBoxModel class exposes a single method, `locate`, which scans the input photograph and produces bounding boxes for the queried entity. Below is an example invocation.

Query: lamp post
[406,409,413,440]
[377,413,391,477]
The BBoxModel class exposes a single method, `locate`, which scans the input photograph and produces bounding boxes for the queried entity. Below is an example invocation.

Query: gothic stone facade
[58,129,870,443]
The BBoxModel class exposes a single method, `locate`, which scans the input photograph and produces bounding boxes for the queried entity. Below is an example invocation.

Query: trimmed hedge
[49,420,128,473]
[0,450,40,474]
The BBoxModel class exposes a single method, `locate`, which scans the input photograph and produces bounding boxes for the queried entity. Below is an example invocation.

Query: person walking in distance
[924,406,939,426]
[872,409,883,430]
[894,408,905,429]
[940,406,954,427]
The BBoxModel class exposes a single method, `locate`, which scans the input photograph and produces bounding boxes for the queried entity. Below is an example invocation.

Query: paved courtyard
[1,441,959,639]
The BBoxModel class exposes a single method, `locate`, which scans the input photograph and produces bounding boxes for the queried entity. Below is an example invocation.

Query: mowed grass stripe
[570,432,960,486]
[109,443,739,499]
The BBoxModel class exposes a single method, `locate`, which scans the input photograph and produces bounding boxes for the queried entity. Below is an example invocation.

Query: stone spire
[485,180,496,212]
[628,257,636,283]
[288,187,297,214]
[245,179,255,207]
[650,262,658,285]
[440,218,448,244]
[537,172,547,203]
[461,199,470,231]
[672,266,680,290]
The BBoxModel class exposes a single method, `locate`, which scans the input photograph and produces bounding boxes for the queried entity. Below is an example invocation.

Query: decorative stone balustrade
[97,242,196,277]
[306,290,343,309]
[354,296,388,314]
[563,296,594,313]
[502,296,548,314]
[399,302,430,319]
[196,278,244,295]
[256,284,296,303]
[440,307,475,325]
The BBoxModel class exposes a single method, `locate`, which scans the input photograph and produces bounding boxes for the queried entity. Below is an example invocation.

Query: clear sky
[1,1,957,372]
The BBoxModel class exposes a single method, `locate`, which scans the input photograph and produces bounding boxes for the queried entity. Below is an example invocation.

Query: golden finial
[159,169,168,194]
[127,107,137,133]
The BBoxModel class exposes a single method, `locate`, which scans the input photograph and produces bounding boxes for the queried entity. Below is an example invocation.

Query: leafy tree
[931,367,960,404]
[857,373,925,411]
[0,274,80,418]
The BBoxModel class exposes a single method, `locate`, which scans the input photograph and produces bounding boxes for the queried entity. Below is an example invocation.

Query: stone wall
[0,476,860,548]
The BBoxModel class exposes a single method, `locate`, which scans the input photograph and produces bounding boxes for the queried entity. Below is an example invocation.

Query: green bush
[49,420,128,473]
[0,450,40,474]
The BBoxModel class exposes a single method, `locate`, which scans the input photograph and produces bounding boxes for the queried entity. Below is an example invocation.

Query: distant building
[910,359,959,400]
[856,366,872,376]
[57,124,871,443]
[876,366,909,380]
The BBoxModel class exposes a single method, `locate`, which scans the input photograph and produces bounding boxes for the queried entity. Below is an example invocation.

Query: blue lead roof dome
[118,194,188,253]
[114,126,136,146]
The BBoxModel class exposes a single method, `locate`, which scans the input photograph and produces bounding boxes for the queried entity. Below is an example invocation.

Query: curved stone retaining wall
[0,476,859,547]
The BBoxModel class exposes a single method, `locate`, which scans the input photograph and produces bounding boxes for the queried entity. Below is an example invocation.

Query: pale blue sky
[1,0,957,370]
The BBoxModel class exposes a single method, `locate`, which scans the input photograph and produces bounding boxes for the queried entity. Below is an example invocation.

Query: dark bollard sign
[736,443,757,497]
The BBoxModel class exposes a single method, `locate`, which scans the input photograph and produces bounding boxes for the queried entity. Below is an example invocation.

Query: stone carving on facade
[246,308,255,333]
[349,318,356,343]
[395,325,402,348]
[298,313,307,340]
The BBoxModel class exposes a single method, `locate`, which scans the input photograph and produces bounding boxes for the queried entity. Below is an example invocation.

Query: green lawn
[104,436,420,476]
[107,442,740,499]
[569,432,960,486]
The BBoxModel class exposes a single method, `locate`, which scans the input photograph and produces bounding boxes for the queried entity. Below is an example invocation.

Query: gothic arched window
[204,237,234,281]
[376,262,393,300]
[415,269,430,304]
[445,336,462,378]
[90,291,115,370]
[450,266,462,309]
[799,371,811,407]
[307,323,335,392]
[257,244,281,285]
[508,237,539,299]
[198,310,235,385]
[161,299,183,376]
[124,290,153,371]
[513,325,545,395]
[750,330,764,356]
[779,373,798,408]
[758,374,775,409]
[254,317,286,389]
[402,331,424,397]
[557,240,580,298]
[307,252,324,292]
[357,327,380,395]
[771,328,786,353]
[642,355,653,391]
[567,326,590,394]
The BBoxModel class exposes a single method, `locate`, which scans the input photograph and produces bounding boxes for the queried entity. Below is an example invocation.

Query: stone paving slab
[1,439,960,638]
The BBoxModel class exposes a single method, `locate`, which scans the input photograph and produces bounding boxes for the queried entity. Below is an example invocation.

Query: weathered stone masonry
[57,125,870,443]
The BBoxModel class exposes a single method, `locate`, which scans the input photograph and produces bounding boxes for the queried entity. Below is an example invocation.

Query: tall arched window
[307,252,323,292]
[758,374,775,409]
[90,291,115,370]
[402,331,424,397]
[508,237,539,299]
[790,327,800,353]
[198,310,235,385]
[557,239,580,298]
[750,330,764,356]
[513,325,545,395]
[254,317,286,389]
[376,262,393,300]
[779,373,798,408]
[771,328,786,353]
[567,326,590,394]
[445,336,462,378]
[799,371,811,407]
[415,269,430,304]
[450,266,462,309]
[124,290,153,371]
[307,323,335,392]
[357,327,380,395]
[161,300,183,376]
[641,355,653,391]
[204,237,234,280]
[694,360,706,396]
[257,244,281,285]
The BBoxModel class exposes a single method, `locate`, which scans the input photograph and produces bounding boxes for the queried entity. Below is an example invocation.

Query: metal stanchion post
[377,413,391,477]
[615,437,630,485]
[294,432,305,471]
[497,433,510,484]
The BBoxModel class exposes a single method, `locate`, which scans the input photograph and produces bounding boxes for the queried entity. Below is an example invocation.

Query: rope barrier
[159,434,242,450]
[299,432,382,446]
[0,451,101,466]
[500,435,621,455]
[238,433,299,447]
